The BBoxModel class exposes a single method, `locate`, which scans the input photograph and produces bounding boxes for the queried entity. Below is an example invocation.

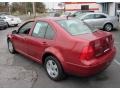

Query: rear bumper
[65,47,116,77]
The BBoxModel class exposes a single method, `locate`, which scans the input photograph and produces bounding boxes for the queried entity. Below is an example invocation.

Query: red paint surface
[7,17,116,77]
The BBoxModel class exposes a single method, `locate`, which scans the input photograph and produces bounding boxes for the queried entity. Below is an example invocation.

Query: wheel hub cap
[105,24,112,31]
[46,60,58,78]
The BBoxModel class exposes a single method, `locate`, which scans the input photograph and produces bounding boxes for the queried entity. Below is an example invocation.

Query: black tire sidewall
[104,23,113,31]
[8,40,15,54]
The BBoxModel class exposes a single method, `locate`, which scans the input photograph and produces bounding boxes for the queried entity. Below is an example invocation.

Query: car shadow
[12,53,110,85]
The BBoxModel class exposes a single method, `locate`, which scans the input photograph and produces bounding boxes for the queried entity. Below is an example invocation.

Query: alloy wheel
[46,59,59,78]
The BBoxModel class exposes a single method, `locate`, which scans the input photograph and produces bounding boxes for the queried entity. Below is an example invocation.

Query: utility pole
[32,2,36,18]
[25,2,27,15]
[8,4,11,14]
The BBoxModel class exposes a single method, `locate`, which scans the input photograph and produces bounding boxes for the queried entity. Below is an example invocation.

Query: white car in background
[73,12,119,31]
[0,15,22,27]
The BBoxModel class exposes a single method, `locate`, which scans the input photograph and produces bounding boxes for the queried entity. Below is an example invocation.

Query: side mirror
[12,30,17,34]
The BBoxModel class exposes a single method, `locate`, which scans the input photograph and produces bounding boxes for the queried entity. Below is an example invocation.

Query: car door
[26,21,48,60]
[12,21,34,54]
[82,14,96,28]
[93,14,107,28]
[26,21,55,61]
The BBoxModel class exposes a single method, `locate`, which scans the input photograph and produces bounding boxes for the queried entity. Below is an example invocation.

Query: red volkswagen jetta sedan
[7,17,116,81]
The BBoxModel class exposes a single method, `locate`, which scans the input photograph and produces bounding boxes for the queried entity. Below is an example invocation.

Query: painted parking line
[114,59,120,66]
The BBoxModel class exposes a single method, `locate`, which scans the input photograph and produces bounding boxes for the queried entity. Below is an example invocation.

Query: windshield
[57,19,97,35]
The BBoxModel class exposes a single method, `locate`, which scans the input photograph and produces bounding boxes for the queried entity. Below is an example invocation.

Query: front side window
[94,14,107,19]
[57,19,96,35]
[32,21,48,38]
[18,21,34,34]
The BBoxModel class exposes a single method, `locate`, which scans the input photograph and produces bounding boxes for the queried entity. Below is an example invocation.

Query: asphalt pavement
[0,26,120,88]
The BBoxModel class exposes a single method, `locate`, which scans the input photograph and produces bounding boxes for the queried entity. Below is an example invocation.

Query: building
[44,2,63,13]
[64,2,100,13]
[98,2,120,16]
[45,2,101,13]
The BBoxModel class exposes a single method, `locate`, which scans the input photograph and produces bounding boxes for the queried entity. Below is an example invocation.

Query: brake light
[80,45,95,60]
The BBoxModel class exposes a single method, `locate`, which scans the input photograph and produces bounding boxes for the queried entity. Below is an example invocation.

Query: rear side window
[94,14,107,19]
[57,19,96,35]
[84,14,94,20]
[32,22,48,38]
[45,25,55,40]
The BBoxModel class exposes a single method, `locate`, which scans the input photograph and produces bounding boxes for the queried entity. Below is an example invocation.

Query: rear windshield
[57,19,96,35]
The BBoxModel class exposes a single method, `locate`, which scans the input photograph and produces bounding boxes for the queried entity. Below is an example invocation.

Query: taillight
[80,45,95,60]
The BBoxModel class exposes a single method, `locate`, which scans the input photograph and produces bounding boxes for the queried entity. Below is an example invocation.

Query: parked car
[0,15,22,27]
[7,17,116,81]
[72,12,119,31]
[61,11,93,17]
[48,12,61,17]
[70,10,94,17]
[54,12,61,17]
[0,12,9,15]
[0,18,8,30]
[60,12,73,17]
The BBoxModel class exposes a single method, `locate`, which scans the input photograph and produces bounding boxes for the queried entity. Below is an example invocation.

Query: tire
[44,56,66,81]
[14,24,18,27]
[6,22,9,27]
[3,26,7,30]
[7,40,16,54]
[103,23,113,31]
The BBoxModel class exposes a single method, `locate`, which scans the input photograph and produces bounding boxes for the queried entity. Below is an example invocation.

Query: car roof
[77,12,109,17]
[82,12,108,15]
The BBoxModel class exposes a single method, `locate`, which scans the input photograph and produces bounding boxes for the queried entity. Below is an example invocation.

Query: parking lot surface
[0,26,120,88]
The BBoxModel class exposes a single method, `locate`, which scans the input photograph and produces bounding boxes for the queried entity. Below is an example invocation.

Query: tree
[11,2,26,14]
[0,2,9,12]
[35,2,46,13]
[10,2,46,15]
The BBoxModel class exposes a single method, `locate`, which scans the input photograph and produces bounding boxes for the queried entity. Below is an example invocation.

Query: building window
[118,4,120,10]
[81,5,89,10]
[102,3,109,14]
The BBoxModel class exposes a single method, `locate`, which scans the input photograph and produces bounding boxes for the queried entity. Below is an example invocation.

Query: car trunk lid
[74,30,114,58]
